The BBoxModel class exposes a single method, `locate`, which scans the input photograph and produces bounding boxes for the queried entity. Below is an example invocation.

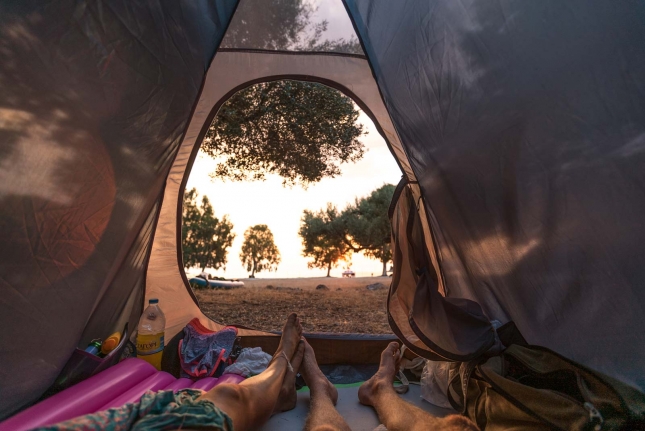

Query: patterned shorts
[36,389,233,431]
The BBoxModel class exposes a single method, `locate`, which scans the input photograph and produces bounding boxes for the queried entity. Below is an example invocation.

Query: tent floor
[261,384,455,431]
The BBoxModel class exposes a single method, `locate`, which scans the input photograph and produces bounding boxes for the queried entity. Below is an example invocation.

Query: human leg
[358,342,479,431]
[199,313,303,431]
[301,339,351,431]
[274,336,305,413]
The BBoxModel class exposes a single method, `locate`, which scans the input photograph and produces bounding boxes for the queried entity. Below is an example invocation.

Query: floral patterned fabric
[35,389,233,431]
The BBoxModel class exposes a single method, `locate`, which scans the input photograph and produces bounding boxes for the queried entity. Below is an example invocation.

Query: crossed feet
[272,313,396,414]
[272,313,304,413]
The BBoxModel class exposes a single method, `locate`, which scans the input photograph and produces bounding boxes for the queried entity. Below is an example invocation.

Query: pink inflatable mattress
[0,358,245,431]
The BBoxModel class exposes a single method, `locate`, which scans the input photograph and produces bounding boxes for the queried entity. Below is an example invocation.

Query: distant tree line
[181,184,394,278]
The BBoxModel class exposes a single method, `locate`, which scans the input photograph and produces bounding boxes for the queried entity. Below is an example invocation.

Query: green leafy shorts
[36,389,233,431]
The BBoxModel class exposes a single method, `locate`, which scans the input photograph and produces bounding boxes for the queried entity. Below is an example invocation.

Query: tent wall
[0,0,237,419]
[345,0,645,389]
[146,50,415,339]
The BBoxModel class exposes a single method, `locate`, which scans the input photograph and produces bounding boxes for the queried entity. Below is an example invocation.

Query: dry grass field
[194,276,391,334]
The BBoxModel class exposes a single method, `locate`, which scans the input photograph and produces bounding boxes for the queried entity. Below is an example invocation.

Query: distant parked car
[342,270,355,278]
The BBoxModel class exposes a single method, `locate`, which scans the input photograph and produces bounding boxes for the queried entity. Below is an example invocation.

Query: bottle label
[136,333,164,356]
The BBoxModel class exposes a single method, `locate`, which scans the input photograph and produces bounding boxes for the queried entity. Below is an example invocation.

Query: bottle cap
[86,339,102,350]
[149,298,159,304]
[101,332,122,355]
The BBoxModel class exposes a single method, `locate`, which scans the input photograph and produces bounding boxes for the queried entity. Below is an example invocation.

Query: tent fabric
[388,178,495,361]
[145,50,416,340]
[0,0,237,419]
[3,0,645,421]
[345,0,645,390]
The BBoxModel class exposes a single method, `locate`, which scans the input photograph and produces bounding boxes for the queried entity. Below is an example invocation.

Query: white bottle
[136,298,166,370]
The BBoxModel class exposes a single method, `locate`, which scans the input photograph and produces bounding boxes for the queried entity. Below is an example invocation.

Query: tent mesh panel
[220,0,364,55]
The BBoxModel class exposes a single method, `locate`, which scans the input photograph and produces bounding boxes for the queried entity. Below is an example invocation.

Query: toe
[387,341,400,354]
[382,342,400,362]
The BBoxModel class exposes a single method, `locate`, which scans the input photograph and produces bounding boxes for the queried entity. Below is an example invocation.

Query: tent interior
[2,0,645,427]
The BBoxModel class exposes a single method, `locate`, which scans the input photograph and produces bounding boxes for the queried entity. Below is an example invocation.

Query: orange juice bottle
[136,298,165,369]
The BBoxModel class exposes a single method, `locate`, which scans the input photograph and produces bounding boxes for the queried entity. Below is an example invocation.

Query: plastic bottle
[136,298,165,370]
[84,339,102,356]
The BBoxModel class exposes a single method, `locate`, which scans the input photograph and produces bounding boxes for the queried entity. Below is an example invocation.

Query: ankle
[307,376,329,393]
[308,377,337,402]
[372,373,393,393]
[358,373,395,407]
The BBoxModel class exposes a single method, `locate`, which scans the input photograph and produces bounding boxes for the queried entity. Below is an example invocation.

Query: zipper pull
[583,402,604,431]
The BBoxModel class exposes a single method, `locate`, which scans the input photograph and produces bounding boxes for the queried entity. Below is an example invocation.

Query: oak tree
[205,1,364,187]
[203,80,365,187]
[341,184,395,276]
[240,225,281,278]
[299,204,351,277]
[182,188,235,271]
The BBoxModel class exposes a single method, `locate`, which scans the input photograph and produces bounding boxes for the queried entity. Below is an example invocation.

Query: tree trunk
[381,258,387,276]
[250,262,256,278]
[326,261,331,277]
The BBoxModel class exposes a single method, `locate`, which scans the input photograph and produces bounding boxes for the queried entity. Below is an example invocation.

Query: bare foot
[300,339,338,405]
[358,342,400,407]
[273,313,303,363]
[274,339,305,413]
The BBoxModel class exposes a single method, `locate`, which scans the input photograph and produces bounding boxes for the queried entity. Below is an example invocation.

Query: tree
[220,0,362,54]
[300,185,395,276]
[240,225,281,278]
[182,188,235,271]
[341,184,396,276]
[299,204,352,277]
[205,1,365,187]
[203,80,365,187]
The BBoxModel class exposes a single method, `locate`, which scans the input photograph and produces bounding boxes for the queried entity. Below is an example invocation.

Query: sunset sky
[185,110,402,279]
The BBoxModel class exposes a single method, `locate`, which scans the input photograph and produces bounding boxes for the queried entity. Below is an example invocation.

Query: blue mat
[262,384,455,431]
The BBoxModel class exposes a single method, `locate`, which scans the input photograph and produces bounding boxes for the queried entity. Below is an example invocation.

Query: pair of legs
[199,313,477,431]
[305,342,478,431]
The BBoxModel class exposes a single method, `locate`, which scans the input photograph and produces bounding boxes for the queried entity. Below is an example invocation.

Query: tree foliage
[299,204,351,277]
[182,188,235,271]
[240,225,281,277]
[299,185,395,276]
[205,0,365,187]
[341,184,395,276]
[203,80,365,187]
[220,0,362,54]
